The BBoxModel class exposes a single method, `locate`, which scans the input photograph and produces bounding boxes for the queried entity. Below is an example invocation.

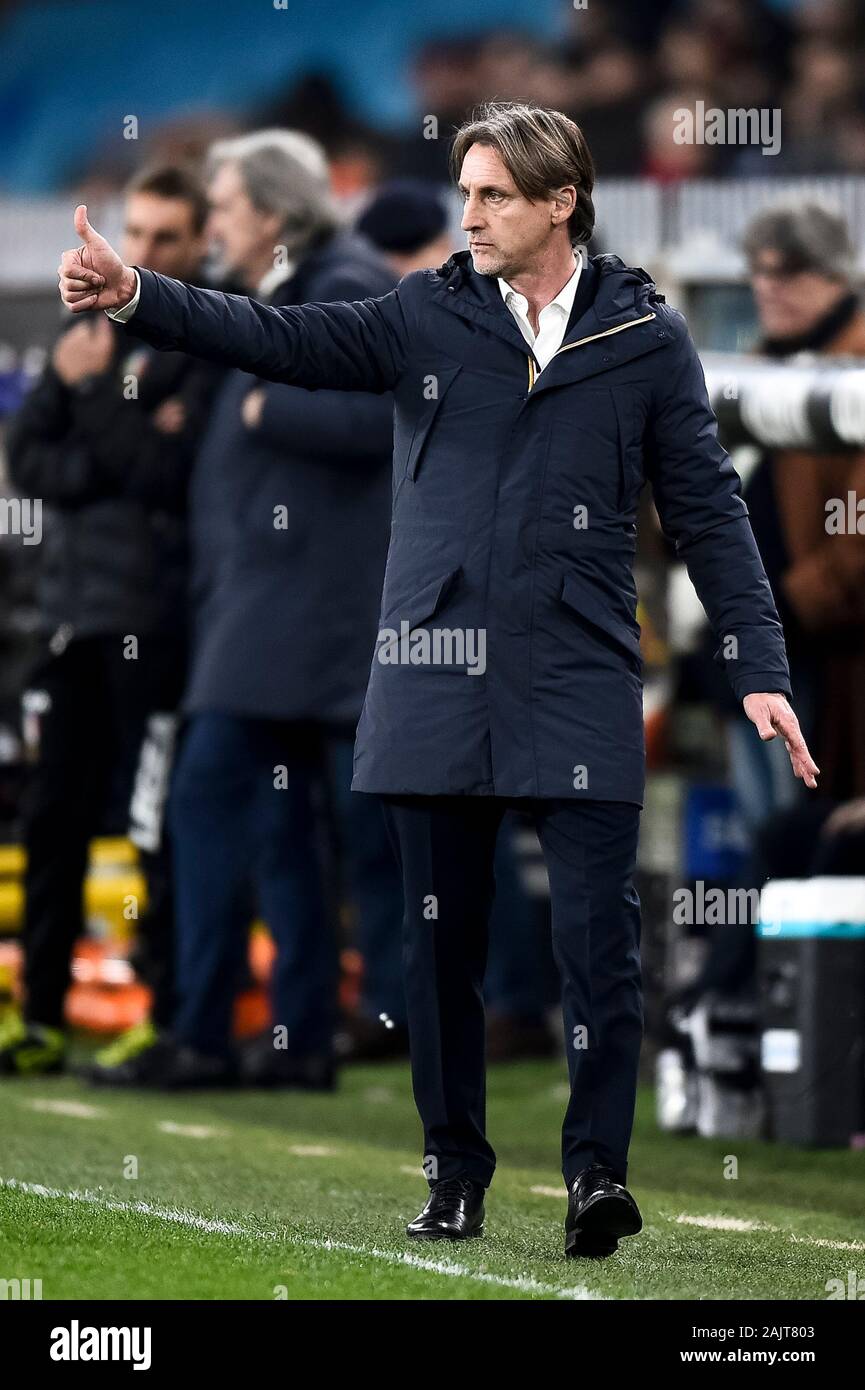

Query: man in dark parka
[59,102,818,1259]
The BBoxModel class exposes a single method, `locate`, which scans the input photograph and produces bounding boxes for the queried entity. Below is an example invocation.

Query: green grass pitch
[1,1059,862,1300]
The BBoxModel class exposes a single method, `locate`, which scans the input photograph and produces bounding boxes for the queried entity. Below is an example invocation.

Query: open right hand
[58,204,137,313]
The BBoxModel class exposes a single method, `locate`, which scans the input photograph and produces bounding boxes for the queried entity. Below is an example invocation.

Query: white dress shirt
[497,253,581,372]
[106,268,141,323]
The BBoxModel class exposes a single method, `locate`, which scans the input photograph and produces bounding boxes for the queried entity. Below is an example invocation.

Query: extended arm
[124,269,409,393]
[58,205,409,394]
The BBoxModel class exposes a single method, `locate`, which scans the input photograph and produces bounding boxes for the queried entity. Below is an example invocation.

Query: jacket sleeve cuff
[730,672,793,702]
[105,268,141,323]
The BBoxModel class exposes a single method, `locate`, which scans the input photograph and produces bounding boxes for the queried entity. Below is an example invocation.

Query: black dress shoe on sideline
[406,1178,486,1241]
[565,1163,642,1259]
[153,1043,237,1089]
[238,1034,336,1090]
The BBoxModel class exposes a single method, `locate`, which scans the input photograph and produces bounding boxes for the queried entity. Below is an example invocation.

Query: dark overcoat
[123,249,791,803]
[177,231,395,723]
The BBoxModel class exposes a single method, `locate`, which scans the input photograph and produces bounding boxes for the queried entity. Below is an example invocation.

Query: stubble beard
[470,246,510,279]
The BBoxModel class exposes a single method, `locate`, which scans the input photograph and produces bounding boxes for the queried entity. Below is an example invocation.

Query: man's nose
[460,197,483,232]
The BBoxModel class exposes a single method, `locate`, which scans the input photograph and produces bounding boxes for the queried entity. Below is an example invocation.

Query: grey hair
[742,200,857,283]
[207,128,341,256]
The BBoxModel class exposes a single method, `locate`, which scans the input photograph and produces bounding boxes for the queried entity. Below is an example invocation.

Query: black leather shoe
[406,1178,486,1241]
[238,1034,335,1090]
[153,1043,237,1089]
[565,1164,642,1258]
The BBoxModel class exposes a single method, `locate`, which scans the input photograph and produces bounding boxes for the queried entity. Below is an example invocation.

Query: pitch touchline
[530,1193,864,1253]
[673,1212,865,1251]
[0,1177,600,1300]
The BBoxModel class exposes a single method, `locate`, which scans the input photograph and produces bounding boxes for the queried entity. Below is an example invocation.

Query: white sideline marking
[790,1234,865,1253]
[0,1177,599,1301]
[23,1098,102,1119]
[676,1213,775,1232]
[528,1199,862,1253]
[287,1145,337,1157]
[399,1164,422,1176]
[675,1213,865,1251]
[157,1121,225,1140]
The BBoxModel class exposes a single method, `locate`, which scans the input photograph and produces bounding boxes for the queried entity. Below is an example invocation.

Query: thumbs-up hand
[58,205,138,313]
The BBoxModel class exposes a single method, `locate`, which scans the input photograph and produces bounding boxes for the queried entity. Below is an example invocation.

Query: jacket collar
[430,249,534,355]
[431,250,669,391]
[433,250,662,348]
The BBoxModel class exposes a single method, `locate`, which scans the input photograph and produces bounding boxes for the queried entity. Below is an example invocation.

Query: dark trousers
[21,635,184,1028]
[168,713,404,1057]
[485,818,552,1020]
[380,795,643,1190]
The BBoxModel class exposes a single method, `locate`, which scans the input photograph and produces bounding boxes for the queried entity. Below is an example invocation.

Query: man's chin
[469,246,504,277]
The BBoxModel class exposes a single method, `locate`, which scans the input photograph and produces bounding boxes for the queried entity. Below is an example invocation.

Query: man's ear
[552,186,577,226]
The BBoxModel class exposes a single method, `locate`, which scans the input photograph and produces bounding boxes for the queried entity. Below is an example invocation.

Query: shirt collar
[498,253,582,319]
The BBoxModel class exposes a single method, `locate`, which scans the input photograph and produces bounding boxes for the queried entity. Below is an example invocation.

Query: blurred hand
[58,204,138,313]
[242,388,265,429]
[152,397,186,434]
[743,691,819,789]
[51,316,114,385]
[822,799,865,838]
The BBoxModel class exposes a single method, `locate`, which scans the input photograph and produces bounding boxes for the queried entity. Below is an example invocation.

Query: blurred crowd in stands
[62,0,865,201]
[1,0,865,1122]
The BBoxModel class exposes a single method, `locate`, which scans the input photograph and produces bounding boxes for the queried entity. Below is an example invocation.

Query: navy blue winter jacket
[122,249,791,803]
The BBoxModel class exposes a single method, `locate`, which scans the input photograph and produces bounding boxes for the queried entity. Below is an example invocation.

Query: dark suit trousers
[380,795,643,1190]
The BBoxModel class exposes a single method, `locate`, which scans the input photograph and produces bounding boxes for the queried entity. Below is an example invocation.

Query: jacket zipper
[526,311,657,392]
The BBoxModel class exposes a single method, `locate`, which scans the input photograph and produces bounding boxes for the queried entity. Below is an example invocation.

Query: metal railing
[4,175,865,289]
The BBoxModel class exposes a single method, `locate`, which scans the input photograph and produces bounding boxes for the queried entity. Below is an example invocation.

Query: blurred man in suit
[92,131,402,1088]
